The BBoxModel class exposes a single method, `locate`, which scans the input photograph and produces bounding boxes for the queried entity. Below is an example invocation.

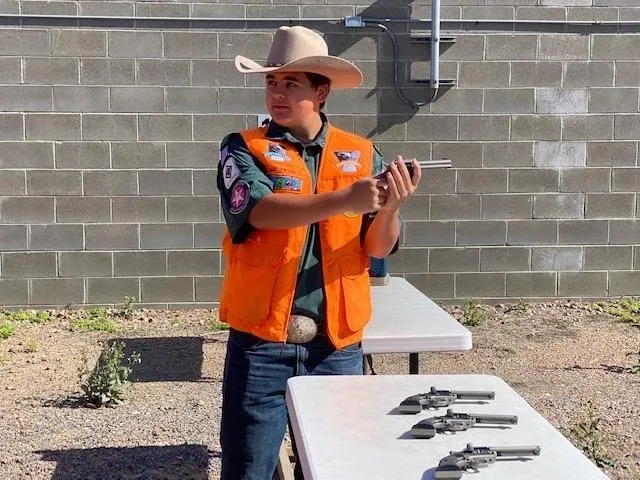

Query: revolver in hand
[398,386,495,414]
[434,443,541,479]
[410,408,518,439]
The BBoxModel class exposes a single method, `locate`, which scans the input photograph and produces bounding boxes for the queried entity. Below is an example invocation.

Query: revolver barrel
[490,445,542,457]
[471,413,518,425]
[427,386,495,400]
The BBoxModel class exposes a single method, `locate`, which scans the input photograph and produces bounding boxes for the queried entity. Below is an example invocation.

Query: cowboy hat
[234,26,363,90]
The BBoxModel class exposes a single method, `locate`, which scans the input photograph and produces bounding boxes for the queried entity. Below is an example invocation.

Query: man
[217,25,421,479]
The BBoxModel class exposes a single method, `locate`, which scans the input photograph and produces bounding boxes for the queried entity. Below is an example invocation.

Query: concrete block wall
[0,0,639,306]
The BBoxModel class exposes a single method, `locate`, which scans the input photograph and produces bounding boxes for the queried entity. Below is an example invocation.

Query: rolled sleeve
[217,133,273,243]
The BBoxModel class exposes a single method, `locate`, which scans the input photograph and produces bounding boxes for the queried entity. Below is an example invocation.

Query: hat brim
[235,55,363,90]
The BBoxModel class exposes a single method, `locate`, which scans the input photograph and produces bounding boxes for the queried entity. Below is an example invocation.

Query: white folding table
[286,374,610,480]
[365,277,472,373]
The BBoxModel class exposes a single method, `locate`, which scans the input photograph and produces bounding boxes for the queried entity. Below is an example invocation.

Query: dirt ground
[0,300,639,480]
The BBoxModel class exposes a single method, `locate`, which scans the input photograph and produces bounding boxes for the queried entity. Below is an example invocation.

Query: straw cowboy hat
[234,25,363,89]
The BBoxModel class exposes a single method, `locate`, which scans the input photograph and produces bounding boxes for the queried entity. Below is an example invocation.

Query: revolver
[410,408,518,439]
[398,386,495,414]
[434,443,541,479]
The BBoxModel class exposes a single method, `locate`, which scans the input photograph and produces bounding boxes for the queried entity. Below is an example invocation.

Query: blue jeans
[220,327,364,480]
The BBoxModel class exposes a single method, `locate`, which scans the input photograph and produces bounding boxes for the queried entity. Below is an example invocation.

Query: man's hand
[378,155,421,211]
[344,177,386,214]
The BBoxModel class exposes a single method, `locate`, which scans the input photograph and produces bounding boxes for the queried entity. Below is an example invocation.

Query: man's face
[264,72,329,127]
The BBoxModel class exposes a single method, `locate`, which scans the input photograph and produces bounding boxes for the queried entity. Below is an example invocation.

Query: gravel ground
[0,302,638,480]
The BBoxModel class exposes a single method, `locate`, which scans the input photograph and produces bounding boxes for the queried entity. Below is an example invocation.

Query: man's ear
[317,84,330,103]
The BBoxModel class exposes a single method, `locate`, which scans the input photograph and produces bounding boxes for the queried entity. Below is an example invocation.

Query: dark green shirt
[217,114,391,324]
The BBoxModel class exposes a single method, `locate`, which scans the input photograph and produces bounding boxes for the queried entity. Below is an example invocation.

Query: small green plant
[120,296,136,320]
[514,298,529,314]
[566,400,617,469]
[463,298,485,326]
[0,354,9,366]
[171,313,181,327]
[592,297,640,327]
[628,349,640,374]
[0,322,16,339]
[79,340,141,408]
[6,309,50,324]
[25,338,40,353]
[72,308,120,332]
[210,319,230,332]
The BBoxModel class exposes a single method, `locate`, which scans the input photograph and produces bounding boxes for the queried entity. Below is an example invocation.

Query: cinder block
[107,31,162,58]
[192,3,244,18]
[137,59,190,86]
[458,62,510,88]
[59,252,112,277]
[87,278,139,304]
[85,224,139,250]
[22,1,77,15]
[194,115,247,142]
[249,4,299,18]
[539,35,589,60]
[481,247,529,271]
[79,1,134,16]
[587,141,637,167]
[403,221,455,247]
[506,272,556,298]
[482,194,532,219]
[24,58,79,85]
[140,224,193,250]
[511,115,561,141]
[114,251,166,276]
[193,170,217,195]
[391,195,429,220]
[564,62,614,87]
[31,278,84,305]
[559,220,608,244]
[433,143,483,169]
[164,32,217,59]
[610,219,640,245]
[429,247,479,273]
[511,62,562,87]
[82,114,136,140]
[0,279,29,305]
[590,88,638,114]
[592,35,640,60]
[614,115,640,140]
[167,197,219,222]
[195,276,223,302]
[507,220,558,245]
[2,252,56,277]
[192,60,239,87]
[0,171,26,195]
[439,35,485,61]
[456,221,507,246]
[615,61,640,87]
[404,273,454,299]
[459,115,510,141]
[516,6,566,21]
[584,246,632,271]
[26,114,81,141]
[406,115,458,141]
[558,272,607,298]
[194,223,226,249]
[0,225,27,251]
[30,224,83,251]
[567,6,617,21]
[535,142,585,167]
[0,114,23,141]
[81,58,135,85]
[0,57,19,83]
[54,86,108,112]
[52,30,105,56]
[110,87,164,113]
[135,2,188,17]
[431,194,481,220]
[560,168,610,193]
[327,33,377,62]
[458,169,507,193]
[463,6,514,19]
[562,115,613,141]
[509,169,559,193]
[486,35,536,60]
[0,29,49,55]
[430,90,483,114]
[139,170,192,195]
[112,142,166,169]
[166,87,217,114]
[165,142,217,169]
[141,277,194,302]
[326,89,377,115]
[1,198,54,223]
[354,116,405,141]
[168,251,220,275]
[586,193,635,218]
[536,88,587,114]
[532,246,582,271]
[84,170,138,196]
[456,273,505,298]
[139,115,192,141]
[613,167,640,192]
[483,142,534,167]
[484,89,535,114]
[0,86,52,112]
[386,248,428,274]
[112,197,165,223]
[533,193,584,219]
[610,271,640,296]
[56,197,111,223]
[55,142,110,169]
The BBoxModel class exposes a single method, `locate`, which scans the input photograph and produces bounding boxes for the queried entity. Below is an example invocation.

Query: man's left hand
[378,155,421,211]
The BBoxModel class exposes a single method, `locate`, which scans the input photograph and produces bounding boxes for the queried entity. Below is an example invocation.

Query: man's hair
[306,72,331,110]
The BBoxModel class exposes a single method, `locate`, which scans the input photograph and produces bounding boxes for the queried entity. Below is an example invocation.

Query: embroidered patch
[334,150,361,162]
[270,174,302,193]
[222,156,240,190]
[229,180,250,214]
[219,146,228,163]
[265,142,290,162]
[339,162,359,173]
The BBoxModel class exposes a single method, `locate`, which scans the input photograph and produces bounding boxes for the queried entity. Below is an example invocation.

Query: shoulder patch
[222,156,240,190]
[229,180,250,214]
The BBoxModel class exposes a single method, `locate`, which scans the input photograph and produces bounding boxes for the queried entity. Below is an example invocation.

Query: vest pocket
[223,242,285,324]
[338,251,372,332]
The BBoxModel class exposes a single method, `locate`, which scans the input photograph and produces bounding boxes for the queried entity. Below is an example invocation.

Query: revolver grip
[434,455,465,480]
[409,418,440,439]
[399,394,427,414]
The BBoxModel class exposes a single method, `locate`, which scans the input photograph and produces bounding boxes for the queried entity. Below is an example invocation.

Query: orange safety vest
[219,123,374,349]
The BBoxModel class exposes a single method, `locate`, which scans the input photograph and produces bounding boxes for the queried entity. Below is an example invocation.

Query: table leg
[409,353,419,374]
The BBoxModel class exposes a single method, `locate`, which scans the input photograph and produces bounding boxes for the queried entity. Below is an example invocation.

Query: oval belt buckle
[286,315,318,343]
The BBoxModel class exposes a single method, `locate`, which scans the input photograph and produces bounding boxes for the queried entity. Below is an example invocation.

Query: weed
[502,345,517,355]
[463,298,485,326]
[210,319,230,332]
[0,322,16,339]
[25,338,40,353]
[120,296,136,320]
[566,400,617,470]
[72,308,120,333]
[514,298,529,314]
[171,313,181,327]
[592,297,640,327]
[6,309,50,324]
[627,350,640,375]
[79,340,141,408]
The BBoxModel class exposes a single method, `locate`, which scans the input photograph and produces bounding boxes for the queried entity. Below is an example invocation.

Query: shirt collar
[265,113,328,149]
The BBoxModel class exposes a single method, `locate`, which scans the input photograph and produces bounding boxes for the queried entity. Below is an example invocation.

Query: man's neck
[289,113,323,145]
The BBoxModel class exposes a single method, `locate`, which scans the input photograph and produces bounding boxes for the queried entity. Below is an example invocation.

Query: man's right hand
[344,178,387,214]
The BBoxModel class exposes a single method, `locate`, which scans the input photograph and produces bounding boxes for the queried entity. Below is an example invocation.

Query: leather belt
[286,315,318,344]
